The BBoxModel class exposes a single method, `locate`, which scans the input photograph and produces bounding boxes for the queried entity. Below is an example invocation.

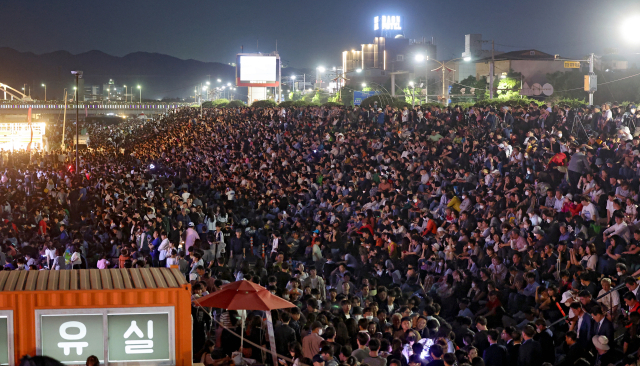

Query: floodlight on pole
[415,54,425,62]
[463,56,472,62]
[317,66,326,72]
[621,16,640,43]
[71,70,83,174]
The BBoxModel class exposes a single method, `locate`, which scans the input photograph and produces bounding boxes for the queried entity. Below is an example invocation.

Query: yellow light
[384,50,386,70]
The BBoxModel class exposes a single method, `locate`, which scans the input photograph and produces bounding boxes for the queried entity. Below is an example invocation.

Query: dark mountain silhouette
[0,47,236,101]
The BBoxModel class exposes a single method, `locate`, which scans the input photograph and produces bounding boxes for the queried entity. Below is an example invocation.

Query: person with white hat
[592,335,622,366]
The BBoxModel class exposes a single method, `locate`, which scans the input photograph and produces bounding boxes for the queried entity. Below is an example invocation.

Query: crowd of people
[2,101,640,366]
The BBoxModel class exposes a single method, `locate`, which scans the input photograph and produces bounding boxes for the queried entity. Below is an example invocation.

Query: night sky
[2,0,640,68]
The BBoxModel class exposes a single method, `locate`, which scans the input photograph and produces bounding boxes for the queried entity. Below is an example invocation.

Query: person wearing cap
[183,221,200,252]
[592,335,622,366]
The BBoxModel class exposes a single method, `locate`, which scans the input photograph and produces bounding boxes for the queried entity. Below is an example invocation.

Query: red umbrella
[194,280,295,363]
[194,279,295,310]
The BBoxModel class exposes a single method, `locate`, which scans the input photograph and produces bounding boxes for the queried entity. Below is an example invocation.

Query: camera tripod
[570,111,590,142]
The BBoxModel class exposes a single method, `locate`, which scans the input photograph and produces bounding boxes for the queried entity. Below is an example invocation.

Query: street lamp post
[71,71,83,174]
[124,85,127,102]
[428,57,468,106]
[291,76,296,92]
[414,54,429,104]
[41,84,46,102]
[137,85,141,103]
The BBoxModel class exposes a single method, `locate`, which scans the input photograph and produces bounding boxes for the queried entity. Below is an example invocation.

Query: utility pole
[442,66,446,104]
[489,40,495,100]
[425,56,429,104]
[71,71,83,175]
[588,53,595,105]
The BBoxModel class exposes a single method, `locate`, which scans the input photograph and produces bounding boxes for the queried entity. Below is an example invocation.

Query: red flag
[85,106,88,117]
[27,107,31,123]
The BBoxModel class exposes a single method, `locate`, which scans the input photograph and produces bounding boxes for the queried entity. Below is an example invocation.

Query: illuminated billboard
[236,54,280,87]
[374,16,402,31]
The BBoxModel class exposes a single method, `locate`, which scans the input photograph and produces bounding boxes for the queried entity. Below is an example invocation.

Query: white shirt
[158,238,171,261]
[576,314,584,337]
[166,257,178,268]
[553,196,565,212]
[581,203,597,221]
[597,288,620,311]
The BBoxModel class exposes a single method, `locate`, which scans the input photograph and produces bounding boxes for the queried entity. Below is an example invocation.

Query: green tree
[496,71,523,99]
[450,76,489,103]
[251,100,276,108]
[288,91,302,101]
[227,100,245,108]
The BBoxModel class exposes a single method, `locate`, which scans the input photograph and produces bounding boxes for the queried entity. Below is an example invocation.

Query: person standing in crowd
[3,103,640,366]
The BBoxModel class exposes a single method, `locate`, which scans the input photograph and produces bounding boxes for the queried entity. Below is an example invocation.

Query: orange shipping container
[0,268,192,366]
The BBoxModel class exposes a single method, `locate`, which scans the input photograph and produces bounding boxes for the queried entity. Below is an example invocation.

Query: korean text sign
[36,308,174,365]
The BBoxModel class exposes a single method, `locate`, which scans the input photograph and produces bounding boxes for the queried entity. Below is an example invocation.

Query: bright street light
[227,82,231,86]
[362,83,367,87]
[206,81,210,85]
[317,66,326,72]
[217,79,221,82]
[202,86,208,90]
[409,81,414,86]
[356,69,362,73]
[463,56,472,62]
[291,76,296,80]
[621,16,640,43]
[415,54,425,62]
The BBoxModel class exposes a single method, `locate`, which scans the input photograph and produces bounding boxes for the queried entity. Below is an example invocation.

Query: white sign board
[36,308,175,366]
